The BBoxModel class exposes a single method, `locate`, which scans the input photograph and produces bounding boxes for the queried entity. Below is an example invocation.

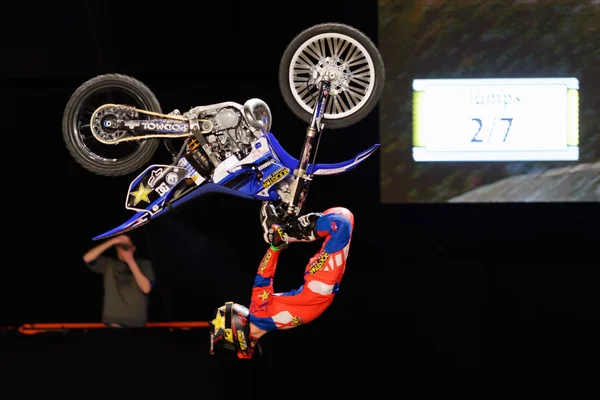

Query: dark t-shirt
[87,256,155,327]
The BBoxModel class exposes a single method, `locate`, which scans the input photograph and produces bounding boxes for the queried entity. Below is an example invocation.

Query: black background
[2,0,598,397]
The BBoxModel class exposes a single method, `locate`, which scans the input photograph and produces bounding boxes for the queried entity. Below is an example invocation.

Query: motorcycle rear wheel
[279,23,385,130]
[62,74,162,176]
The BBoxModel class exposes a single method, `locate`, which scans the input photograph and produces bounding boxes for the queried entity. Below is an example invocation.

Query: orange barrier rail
[3,321,209,335]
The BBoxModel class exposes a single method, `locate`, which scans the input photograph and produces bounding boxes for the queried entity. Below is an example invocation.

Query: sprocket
[91,105,139,143]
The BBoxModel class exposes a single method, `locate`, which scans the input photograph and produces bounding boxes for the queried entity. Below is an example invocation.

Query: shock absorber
[189,117,221,167]
[184,137,211,176]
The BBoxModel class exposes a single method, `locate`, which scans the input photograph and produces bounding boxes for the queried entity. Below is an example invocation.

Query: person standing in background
[83,234,155,327]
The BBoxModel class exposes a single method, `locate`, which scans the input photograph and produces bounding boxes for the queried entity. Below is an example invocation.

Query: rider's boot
[260,202,323,247]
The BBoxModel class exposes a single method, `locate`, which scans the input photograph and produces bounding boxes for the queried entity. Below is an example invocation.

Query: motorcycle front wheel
[279,23,385,130]
[62,74,162,177]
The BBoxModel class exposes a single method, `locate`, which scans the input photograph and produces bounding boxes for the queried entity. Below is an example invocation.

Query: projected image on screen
[378,0,600,203]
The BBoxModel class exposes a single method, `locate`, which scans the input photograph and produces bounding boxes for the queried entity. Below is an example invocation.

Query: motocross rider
[209,201,354,359]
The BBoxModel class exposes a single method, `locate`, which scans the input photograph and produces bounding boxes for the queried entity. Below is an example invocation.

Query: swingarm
[89,104,214,145]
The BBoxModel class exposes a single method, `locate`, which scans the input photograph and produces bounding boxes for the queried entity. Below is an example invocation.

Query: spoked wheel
[279,23,385,130]
[62,74,162,176]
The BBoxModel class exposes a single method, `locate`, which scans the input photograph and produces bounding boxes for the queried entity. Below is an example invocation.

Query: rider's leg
[248,245,282,339]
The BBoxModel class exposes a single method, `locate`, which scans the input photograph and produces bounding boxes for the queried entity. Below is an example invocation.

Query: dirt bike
[61,23,385,240]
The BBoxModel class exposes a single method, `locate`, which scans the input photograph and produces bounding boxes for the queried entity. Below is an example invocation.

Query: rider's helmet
[209,301,253,359]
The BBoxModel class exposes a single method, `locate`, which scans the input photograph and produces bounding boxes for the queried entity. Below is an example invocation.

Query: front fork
[284,77,332,217]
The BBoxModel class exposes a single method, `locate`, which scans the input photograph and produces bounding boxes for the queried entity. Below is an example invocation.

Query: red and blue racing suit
[248,207,354,332]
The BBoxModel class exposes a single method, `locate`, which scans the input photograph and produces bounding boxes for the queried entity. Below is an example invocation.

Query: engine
[203,107,257,161]
[176,103,263,177]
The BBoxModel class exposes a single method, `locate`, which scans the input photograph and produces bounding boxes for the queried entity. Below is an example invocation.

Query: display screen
[378,0,600,202]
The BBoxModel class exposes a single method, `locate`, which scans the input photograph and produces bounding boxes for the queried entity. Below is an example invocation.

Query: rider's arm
[126,259,153,294]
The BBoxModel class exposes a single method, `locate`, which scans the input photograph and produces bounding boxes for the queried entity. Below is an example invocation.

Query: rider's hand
[111,235,132,247]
